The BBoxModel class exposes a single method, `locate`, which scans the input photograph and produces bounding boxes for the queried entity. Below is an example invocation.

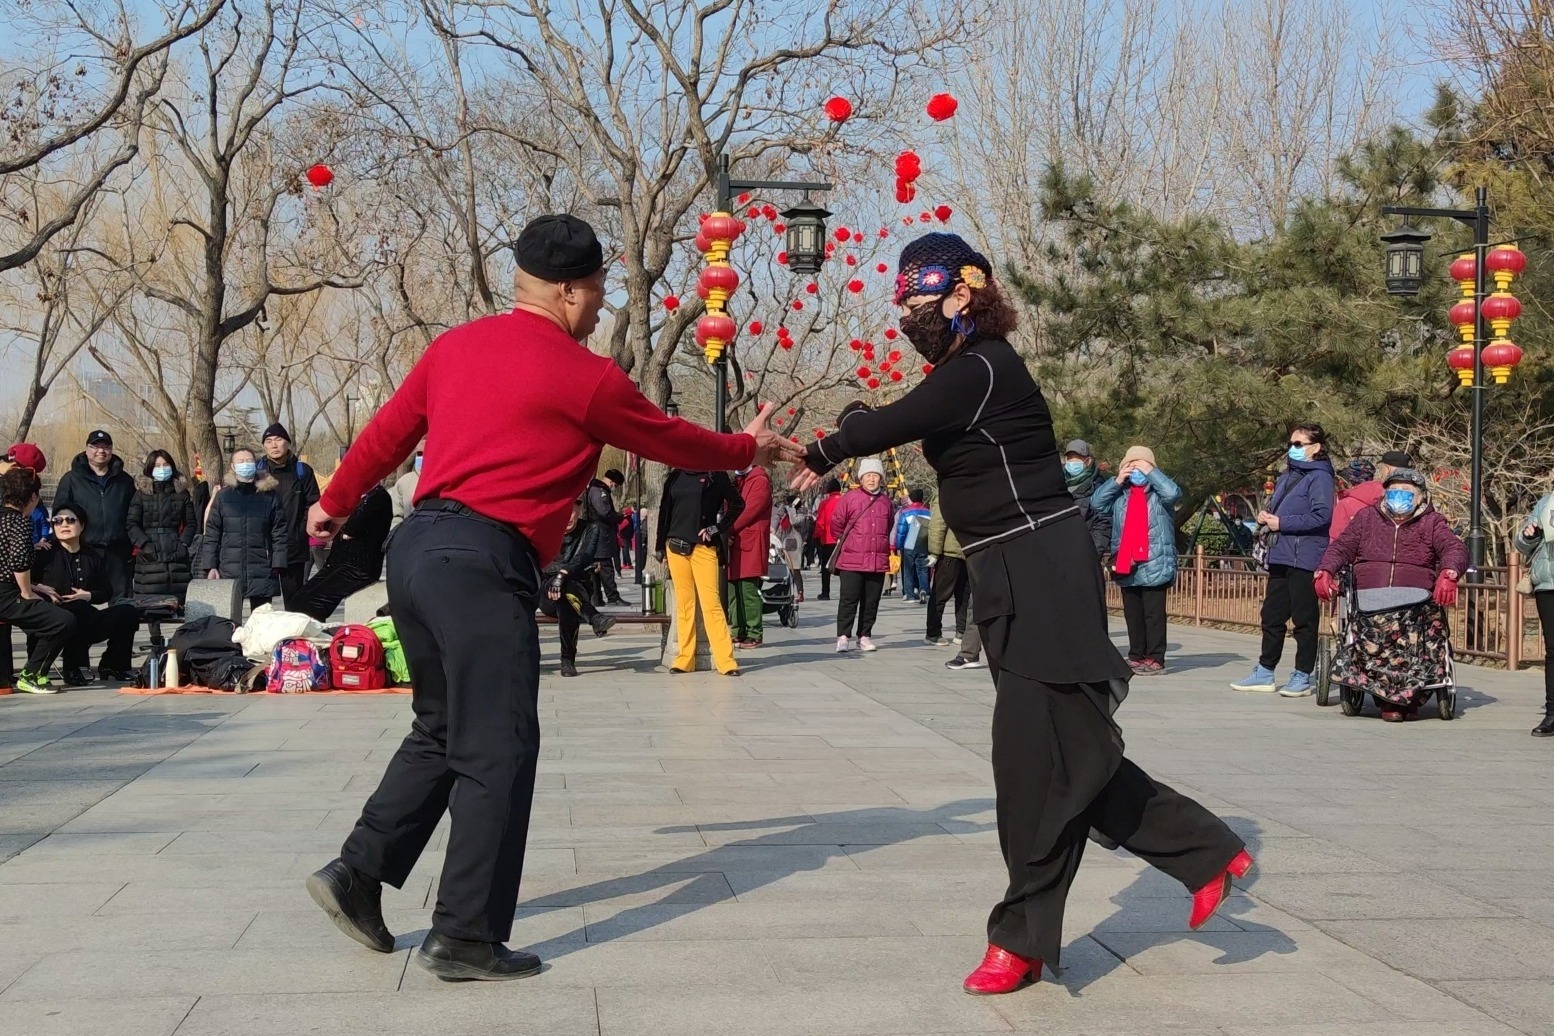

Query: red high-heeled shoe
[963,944,1042,995]
[1189,849,1254,930]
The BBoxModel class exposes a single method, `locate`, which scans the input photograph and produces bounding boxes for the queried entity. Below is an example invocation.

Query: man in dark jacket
[31,504,139,685]
[1063,440,1112,557]
[51,430,137,599]
[586,468,626,605]
[1232,421,1336,697]
[260,422,321,610]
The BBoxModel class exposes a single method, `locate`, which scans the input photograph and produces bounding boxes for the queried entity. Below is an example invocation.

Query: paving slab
[2,604,1550,1035]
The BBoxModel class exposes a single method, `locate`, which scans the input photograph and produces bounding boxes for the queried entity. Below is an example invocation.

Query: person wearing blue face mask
[126,449,198,601]
[1232,422,1336,696]
[1092,445,1181,673]
[1062,440,1112,557]
[199,447,288,610]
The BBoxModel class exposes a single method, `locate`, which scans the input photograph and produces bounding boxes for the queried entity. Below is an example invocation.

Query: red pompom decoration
[890,370,903,382]
[926,93,959,121]
[748,320,764,335]
[876,262,889,273]
[884,328,899,340]
[934,205,953,222]
[867,377,881,389]
[823,96,853,122]
[662,295,680,311]
[305,163,334,188]
[805,282,819,294]
[847,279,864,293]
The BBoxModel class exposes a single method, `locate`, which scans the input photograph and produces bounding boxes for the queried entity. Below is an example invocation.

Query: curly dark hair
[962,278,1019,341]
[0,466,42,509]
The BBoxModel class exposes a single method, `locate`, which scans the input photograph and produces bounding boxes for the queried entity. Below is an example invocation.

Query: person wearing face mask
[830,459,894,651]
[199,448,288,610]
[32,505,141,685]
[1062,440,1112,557]
[301,214,798,983]
[126,450,198,601]
[388,448,423,532]
[793,233,1247,995]
[1091,446,1182,674]
[1315,468,1466,721]
[1232,422,1336,697]
[0,465,76,694]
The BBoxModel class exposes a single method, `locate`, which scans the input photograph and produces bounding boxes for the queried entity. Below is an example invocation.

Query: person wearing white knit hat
[828,458,893,652]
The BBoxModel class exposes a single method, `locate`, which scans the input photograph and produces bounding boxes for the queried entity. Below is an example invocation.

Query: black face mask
[899,299,960,365]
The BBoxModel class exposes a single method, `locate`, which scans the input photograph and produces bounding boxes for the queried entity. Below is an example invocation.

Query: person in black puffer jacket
[287,484,393,621]
[198,448,287,609]
[126,450,198,601]
[538,498,617,676]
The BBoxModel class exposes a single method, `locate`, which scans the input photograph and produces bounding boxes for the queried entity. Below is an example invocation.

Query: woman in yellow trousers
[656,468,744,675]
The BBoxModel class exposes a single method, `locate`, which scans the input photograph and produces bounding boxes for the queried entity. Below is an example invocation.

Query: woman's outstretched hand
[744,404,806,469]
[790,465,823,494]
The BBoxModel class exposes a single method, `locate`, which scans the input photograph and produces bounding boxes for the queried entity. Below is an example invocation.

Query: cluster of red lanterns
[1447,246,1527,386]
[895,150,921,204]
[693,212,746,365]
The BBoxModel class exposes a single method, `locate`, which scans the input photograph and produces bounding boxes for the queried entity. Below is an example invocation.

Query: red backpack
[329,624,388,691]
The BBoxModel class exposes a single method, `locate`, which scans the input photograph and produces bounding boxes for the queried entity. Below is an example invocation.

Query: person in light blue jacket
[1092,445,1180,674]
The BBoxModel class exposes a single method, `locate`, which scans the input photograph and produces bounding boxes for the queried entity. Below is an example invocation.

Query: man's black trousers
[289,561,380,622]
[340,504,542,943]
[278,562,310,613]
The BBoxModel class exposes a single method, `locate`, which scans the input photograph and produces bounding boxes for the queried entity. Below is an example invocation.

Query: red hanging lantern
[779,339,793,351]
[702,213,746,243]
[1447,346,1476,386]
[903,216,915,225]
[857,366,872,378]
[862,345,875,360]
[815,429,826,439]
[776,251,788,265]
[694,314,736,344]
[925,93,959,121]
[834,226,851,242]
[884,328,899,340]
[762,204,777,220]
[737,192,751,204]
[847,279,864,293]
[1449,300,1476,342]
[849,338,863,351]
[895,179,916,204]
[934,205,953,223]
[1449,254,1476,284]
[662,295,680,311]
[1481,292,1522,337]
[876,262,888,273]
[920,211,933,223]
[845,254,857,266]
[698,265,740,298]
[890,370,903,382]
[787,406,797,415]
[694,231,712,253]
[867,377,881,389]
[1482,340,1525,383]
[804,282,819,294]
[922,363,934,374]
[1485,246,1527,290]
[774,417,783,426]
[305,163,334,188]
[791,299,803,310]
[887,349,901,362]
[748,320,763,335]
[823,96,853,122]
[852,231,863,243]
[894,150,922,180]
[878,228,889,239]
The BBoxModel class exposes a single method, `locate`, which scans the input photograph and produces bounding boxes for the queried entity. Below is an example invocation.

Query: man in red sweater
[304,214,800,982]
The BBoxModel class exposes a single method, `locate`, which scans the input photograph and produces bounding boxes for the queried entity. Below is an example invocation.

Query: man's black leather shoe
[62,667,92,687]
[305,858,395,953]
[1533,714,1554,737]
[416,932,541,981]
[97,667,136,682]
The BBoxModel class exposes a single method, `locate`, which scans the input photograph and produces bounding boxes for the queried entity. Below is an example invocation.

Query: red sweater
[321,310,756,564]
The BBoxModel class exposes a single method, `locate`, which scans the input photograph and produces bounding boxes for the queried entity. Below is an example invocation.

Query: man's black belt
[415,498,537,559]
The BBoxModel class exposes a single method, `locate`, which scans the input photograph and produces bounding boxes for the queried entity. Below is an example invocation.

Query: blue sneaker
[1279,670,1314,697]
[1230,665,1277,693]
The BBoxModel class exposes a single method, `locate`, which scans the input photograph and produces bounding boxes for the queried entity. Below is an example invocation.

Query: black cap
[86,430,113,447]
[262,422,291,444]
[1380,450,1412,468]
[604,468,626,485]
[515,214,604,281]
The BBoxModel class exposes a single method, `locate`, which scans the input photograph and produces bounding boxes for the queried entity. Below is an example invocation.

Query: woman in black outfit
[655,468,744,675]
[0,466,75,693]
[797,233,1250,995]
[126,450,198,602]
[539,498,618,676]
[288,484,393,621]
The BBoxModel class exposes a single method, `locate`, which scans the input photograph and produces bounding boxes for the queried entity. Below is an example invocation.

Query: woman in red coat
[727,466,772,647]
[813,478,844,600]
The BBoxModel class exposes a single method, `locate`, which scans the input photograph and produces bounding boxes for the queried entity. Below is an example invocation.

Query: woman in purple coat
[830,458,894,652]
[1315,467,1467,720]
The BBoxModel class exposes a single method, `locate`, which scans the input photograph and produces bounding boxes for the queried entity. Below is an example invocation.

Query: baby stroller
[762,536,799,630]
[1314,567,1456,720]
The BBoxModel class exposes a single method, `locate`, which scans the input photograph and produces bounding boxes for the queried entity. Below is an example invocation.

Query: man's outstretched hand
[308,501,348,541]
[744,403,806,469]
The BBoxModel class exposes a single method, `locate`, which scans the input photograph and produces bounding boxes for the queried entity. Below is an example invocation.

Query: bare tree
[0,0,225,273]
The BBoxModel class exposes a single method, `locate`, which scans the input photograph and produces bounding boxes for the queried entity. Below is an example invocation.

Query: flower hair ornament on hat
[513,213,609,343]
[894,232,997,365]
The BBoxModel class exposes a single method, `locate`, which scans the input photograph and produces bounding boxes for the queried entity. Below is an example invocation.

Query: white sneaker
[859,636,878,652]
[836,636,851,653]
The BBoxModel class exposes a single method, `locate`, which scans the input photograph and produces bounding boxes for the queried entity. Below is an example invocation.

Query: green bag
[365,616,411,684]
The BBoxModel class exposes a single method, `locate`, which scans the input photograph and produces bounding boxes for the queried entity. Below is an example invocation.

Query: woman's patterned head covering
[894,232,993,306]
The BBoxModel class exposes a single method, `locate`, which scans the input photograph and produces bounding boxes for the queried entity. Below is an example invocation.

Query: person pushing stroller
[1313,467,1467,721]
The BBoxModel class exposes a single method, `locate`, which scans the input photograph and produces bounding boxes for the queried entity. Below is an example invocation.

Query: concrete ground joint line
[168,993,202,1035]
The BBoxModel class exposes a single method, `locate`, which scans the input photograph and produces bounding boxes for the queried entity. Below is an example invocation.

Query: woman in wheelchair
[1314,468,1467,721]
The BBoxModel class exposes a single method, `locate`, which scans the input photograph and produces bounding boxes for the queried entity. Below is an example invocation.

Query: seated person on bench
[288,485,392,622]
[539,498,617,677]
[31,504,140,686]
[0,465,76,694]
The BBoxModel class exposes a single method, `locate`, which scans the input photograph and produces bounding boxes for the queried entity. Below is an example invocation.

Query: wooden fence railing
[1104,549,1544,670]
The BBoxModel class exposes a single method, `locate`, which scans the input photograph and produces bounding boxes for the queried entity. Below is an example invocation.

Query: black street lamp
[1381,188,1491,575]
[219,425,237,454]
[710,154,833,433]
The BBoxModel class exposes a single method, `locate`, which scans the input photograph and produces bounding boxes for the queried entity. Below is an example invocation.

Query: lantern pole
[714,153,833,434]
[1382,190,1492,578]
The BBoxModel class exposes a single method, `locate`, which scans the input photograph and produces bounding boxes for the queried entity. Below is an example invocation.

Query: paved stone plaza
[2,599,1552,1036]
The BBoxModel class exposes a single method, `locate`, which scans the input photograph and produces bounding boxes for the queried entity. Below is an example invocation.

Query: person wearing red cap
[303,213,801,983]
[1,444,52,554]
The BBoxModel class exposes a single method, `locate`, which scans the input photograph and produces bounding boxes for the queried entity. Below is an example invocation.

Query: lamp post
[707,154,833,433]
[219,425,237,454]
[1380,189,1494,576]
